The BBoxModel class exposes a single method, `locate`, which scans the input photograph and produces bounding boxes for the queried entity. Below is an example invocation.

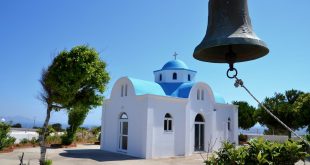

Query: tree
[62,106,89,145]
[294,93,310,132]
[254,89,304,138]
[233,101,257,130]
[51,123,62,132]
[38,45,110,164]
[12,123,22,128]
[0,122,16,150]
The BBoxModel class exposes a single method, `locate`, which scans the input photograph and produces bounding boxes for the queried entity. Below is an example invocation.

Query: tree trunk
[39,105,52,165]
[288,130,292,139]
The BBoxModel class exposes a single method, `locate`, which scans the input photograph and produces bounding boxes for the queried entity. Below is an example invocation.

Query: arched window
[173,72,177,80]
[125,84,128,96]
[119,113,128,150]
[201,90,204,100]
[188,74,191,81]
[195,114,205,122]
[228,118,231,131]
[197,89,200,100]
[159,74,162,81]
[194,114,205,151]
[164,113,173,131]
[120,113,128,119]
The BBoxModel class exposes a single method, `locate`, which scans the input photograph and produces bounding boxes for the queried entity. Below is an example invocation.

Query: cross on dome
[173,52,178,60]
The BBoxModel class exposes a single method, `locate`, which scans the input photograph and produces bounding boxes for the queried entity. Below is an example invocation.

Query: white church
[100,58,238,158]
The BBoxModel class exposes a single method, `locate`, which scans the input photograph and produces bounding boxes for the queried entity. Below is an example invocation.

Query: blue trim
[153,68,197,73]
[128,77,166,96]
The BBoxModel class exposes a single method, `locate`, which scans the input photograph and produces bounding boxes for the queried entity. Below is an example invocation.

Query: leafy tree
[254,89,304,138]
[233,101,257,130]
[294,93,310,132]
[12,123,22,128]
[0,122,16,150]
[62,106,89,145]
[38,45,109,164]
[51,123,63,132]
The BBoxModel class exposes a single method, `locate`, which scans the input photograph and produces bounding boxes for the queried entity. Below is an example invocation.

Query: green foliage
[254,89,304,138]
[205,138,308,165]
[233,101,257,130]
[90,126,101,137]
[30,137,39,146]
[0,122,16,150]
[20,138,29,144]
[12,123,22,128]
[239,134,248,142]
[44,159,52,165]
[39,45,109,163]
[51,123,63,132]
[43,45,110,109]
[45,135,62,144]
[293,93,310,132]
[37,125,55,137]
[305,134,310,142]
[62,106,89,145]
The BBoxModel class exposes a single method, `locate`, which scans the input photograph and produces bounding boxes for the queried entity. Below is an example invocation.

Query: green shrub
[44,159,52,165]
[61,133,74,145]
[19,138,29,144]
[305,134,310,142]
[239,134,248,142]
[205,138,308,165]
[30,137,39,146]
[0,122,16,150]
[45,135,61,144]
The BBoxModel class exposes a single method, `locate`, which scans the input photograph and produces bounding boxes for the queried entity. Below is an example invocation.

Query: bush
[205,138,308,165]
[19,138,29,144]
[61,133,74,145]
[44,159,52,165]
[239,134,248,142]
[45,135,61,144]
[305,134,310,142]
[0,122,16,150]
[29,137,39,146]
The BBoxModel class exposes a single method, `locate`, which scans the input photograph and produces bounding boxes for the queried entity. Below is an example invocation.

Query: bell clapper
[226,46,238,79]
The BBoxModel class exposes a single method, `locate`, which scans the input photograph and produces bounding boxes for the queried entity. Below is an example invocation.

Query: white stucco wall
[146,96,187,158]
[101,77,239,158]
[154,70,196,83]
[101,78,148,158]
[9,130,39,144]
[186,82,217,154]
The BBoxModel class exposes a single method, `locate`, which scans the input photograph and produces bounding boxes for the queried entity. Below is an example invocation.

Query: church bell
[193,0,269,64]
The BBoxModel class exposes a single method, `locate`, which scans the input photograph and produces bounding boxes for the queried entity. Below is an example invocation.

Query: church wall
[187,83,217,154]
[147,96,188,158]
[101,78,149,158]
[214,104,239,149]
[154,70,196,83]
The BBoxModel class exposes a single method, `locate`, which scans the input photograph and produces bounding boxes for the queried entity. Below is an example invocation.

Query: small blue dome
[214,93,226,104]
[162,59,189,70]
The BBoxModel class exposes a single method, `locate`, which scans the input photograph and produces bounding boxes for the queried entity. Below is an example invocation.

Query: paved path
[0,144,308,165]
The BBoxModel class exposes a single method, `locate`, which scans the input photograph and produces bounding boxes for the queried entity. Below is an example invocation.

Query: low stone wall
[246,134,299,143]
[9,131,39,143]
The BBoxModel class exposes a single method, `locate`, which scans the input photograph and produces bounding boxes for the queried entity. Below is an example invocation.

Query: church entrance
[194,114,205,151]
[119,113,128,151]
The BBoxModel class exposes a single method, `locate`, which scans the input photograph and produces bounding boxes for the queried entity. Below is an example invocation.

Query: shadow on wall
[59,149,141,162]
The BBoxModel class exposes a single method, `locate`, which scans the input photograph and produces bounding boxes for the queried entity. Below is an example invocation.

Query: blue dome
[162,59,189,70]
[214,93,226,104]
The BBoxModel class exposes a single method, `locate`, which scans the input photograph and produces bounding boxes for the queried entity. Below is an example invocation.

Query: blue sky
[0,0,309,126]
